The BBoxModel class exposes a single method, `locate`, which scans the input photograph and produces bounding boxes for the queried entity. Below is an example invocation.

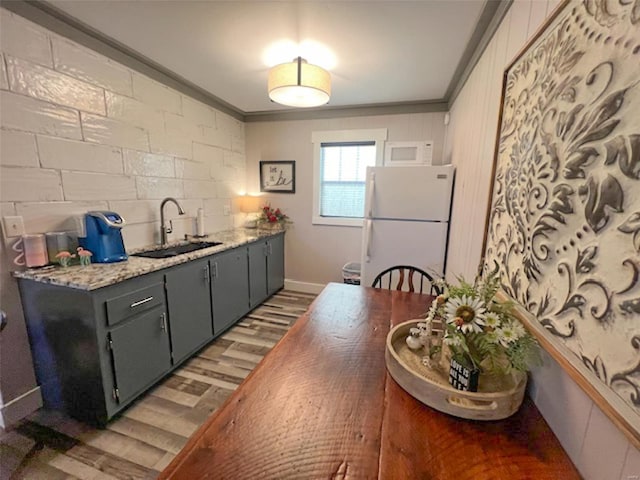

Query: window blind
[319,142,376,218]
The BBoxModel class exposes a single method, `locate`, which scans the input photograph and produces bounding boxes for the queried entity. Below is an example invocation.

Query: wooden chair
[371,265,441,295]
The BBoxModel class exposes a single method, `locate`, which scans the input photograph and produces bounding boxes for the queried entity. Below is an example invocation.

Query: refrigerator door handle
[364,219,372,262]
[366,172,375,218]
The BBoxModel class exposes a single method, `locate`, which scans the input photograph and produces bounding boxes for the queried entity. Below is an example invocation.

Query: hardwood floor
[1,290,316,480]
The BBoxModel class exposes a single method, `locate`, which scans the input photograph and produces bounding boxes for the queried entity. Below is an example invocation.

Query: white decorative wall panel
[485,0,640,425]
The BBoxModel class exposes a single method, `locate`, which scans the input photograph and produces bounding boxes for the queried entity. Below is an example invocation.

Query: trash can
[342,262,361,285]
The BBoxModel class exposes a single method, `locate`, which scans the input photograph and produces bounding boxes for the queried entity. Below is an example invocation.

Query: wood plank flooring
[1,289,316,480]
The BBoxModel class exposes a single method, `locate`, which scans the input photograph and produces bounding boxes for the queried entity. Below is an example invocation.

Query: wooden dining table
[159,282,580,479]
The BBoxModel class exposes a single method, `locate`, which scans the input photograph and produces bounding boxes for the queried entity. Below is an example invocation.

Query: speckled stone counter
[13,227,284,291]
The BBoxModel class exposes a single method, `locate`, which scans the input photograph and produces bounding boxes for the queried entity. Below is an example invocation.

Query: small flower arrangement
[416,271,540,375]
[258,205,290,225]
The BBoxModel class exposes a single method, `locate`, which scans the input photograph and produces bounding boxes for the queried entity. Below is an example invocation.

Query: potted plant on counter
[410,271,541,392]
[258,205,291,230]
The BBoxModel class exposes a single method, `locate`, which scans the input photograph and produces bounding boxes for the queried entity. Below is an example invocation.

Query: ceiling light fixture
[268,57,331,108]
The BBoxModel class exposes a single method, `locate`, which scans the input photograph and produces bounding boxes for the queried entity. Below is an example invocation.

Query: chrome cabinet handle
[204,264,210,282]
[160,313,167,331]
[212,262,218,278]
[268,242,273,255]
[130,296,153,308]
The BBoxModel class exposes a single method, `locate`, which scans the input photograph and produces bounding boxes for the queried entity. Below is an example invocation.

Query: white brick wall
[105,92,165,133]
[0,166,63,201]
[123,149,174,178]
[132,73,182,115]
[0,7,244,249]
[182,95,215,127]
[0,130,39,167]
[0,53,8,89]
[61,171,137,201]
[0,9,52,67]
[6,56,107,115]
[0,5,248,429]
[52,38,133,96]
[1,90,82,140]
[38,136,124,174]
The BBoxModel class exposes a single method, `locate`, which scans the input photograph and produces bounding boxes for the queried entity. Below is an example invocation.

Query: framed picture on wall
[483,0,640,448]
[260,161,296,194]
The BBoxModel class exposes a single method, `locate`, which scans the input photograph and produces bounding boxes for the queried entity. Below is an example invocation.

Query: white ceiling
[45,0,489,115]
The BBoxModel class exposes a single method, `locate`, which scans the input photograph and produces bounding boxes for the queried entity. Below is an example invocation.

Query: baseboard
[0,386,42,429]
[284,279,326,294]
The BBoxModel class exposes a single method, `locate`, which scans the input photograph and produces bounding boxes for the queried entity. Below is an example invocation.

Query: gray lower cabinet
[249,233,285,307]
[267,234,285,295]
[109,305,172,405]
[18,233,285,425]
[18,272,170,425]
[210,246,250,334]
[165,258,213,364]
[248,240,268,308]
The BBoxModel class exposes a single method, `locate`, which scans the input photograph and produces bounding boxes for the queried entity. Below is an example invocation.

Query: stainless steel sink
[132,241,222,259]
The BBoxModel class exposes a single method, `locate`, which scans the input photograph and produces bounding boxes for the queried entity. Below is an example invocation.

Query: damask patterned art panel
[484,0,640,442]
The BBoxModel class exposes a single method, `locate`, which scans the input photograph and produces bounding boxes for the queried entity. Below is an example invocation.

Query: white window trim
[311,128,388,227]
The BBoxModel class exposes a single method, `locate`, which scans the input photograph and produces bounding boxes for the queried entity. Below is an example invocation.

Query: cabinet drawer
[105,283,165,326]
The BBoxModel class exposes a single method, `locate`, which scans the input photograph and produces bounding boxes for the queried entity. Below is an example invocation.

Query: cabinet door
[267,234,285,296]
[211,247,249,335]
[165,257,213,364]
[109,306,171,405]
[248,241,268,309]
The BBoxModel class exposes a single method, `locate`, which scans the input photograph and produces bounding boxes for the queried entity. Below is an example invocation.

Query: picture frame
[259,161,296,194]
[482,0,640,448]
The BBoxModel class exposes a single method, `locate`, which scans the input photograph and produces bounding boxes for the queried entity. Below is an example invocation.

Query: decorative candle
[22,234,48,268]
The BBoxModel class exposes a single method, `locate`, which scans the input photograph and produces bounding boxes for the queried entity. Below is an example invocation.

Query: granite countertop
[13,227,284,291]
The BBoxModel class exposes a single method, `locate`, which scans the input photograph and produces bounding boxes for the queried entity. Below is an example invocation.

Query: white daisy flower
[511,320,526,339]
[484,312,501,329]
[496,324,519,347]
[485,331,500,344]
[444,295,487,334]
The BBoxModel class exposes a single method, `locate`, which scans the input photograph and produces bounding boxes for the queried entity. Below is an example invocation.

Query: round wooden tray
[385,320,527,420]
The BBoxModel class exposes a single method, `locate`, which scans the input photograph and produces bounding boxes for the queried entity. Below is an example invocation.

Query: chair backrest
[371,265,441,295]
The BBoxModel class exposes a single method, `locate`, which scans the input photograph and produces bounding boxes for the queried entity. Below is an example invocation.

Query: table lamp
[239,195,262,228]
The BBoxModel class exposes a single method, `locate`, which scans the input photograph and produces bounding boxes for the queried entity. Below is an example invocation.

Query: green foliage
[507,334,542,372]
[448,276,478,298]
[478,272,501,305]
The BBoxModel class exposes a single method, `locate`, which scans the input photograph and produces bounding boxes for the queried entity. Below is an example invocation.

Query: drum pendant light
[268,57,331,108]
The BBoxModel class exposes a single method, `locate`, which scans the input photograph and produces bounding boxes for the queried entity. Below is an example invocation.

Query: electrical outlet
[2,216,25,238]
[223,204,231,216]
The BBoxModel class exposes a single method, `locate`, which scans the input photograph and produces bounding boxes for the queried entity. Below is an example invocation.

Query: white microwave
[384,141,433,166]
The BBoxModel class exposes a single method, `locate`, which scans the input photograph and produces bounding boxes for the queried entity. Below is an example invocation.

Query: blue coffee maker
[79,211,128,263]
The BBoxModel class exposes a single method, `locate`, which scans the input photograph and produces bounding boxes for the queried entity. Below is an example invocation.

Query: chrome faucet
[160,197,185,245]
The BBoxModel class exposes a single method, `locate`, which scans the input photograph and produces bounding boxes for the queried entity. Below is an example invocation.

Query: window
[312,129,387,226]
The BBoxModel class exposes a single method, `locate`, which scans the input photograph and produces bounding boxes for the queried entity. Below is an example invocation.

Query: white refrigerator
[360,165,455,287]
